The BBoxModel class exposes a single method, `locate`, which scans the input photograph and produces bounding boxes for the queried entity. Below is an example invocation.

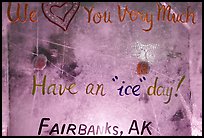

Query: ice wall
[2,2,202,136]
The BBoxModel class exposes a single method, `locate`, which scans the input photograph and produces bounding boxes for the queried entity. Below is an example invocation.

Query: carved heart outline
[50,3,73,21]
[42,2,80,31]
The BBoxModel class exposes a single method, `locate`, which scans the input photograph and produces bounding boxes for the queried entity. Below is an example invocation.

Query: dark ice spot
[63,62,78,72]
[171,109,184,121]
[139,93,149,103]
[186,124,191,128]
[60,62,81,82]
[9,69,24,79]
[167,51,182,58]
[200,67,202,74]
[70,62,78,69]
[177,67,182,75]
[32,46,57,66]
[62,62,81,76]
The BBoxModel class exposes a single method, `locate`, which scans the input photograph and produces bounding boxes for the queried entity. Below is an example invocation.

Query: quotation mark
[139,76,146,82]
[112,76,118,82]
[112,75,146,83]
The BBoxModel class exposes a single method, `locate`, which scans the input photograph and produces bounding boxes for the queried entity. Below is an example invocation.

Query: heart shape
[50,3,73,21]
[42,2,80,31]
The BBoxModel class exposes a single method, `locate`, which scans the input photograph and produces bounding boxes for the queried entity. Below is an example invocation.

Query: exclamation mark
[175,75,185,97]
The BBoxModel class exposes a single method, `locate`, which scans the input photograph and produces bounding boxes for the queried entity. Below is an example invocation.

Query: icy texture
[2,2,202,136]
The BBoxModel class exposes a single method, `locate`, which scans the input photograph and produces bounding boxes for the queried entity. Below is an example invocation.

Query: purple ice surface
[2,2,202,136]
